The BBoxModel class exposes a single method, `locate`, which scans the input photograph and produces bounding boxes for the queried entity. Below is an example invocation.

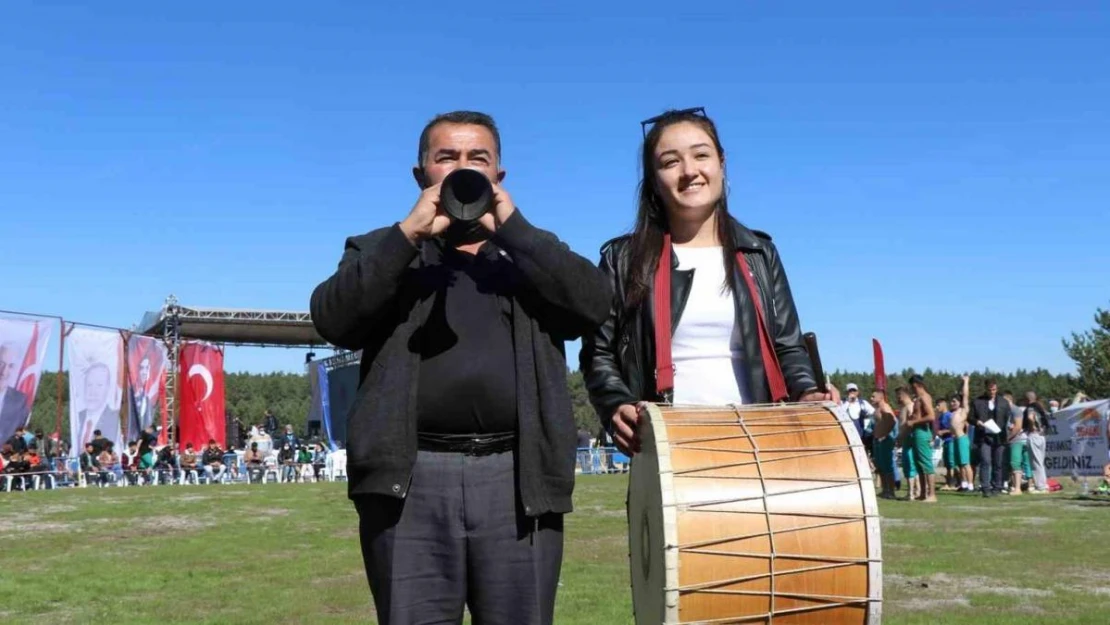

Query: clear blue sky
[2,1,1107,376]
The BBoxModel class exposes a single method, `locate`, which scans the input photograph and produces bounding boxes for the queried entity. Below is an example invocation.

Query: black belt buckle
[418,432,515,456]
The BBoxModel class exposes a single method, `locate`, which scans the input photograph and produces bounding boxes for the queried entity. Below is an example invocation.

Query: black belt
[417,432,516,456]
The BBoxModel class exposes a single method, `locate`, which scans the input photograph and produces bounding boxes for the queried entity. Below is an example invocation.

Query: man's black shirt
[416,243,517,435]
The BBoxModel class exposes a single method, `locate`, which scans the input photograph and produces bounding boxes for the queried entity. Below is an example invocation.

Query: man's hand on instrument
[479,183,517,233]
[399,182,450,245]
[611,403,643,456]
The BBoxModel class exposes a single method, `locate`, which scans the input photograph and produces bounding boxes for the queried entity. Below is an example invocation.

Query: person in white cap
[841,383,876,456]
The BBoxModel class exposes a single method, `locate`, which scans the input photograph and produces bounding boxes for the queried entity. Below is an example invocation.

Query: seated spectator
[6,426,28,454]
[221,448,240,481]
[296,444,313,481]
[311,443,328,481]
[97,442,119,487]
[79,443,99,485]
[201,439,226,484]
[89,430,110,456]
[244,441,264,484]
[155,443,178,484]
[248,426,273,455]
[278,443,297,482]
[121,441,141,485]
[2,451,30,490]
[279,424,299,450]
[43,431,63,471]
[180,443,200,478]
[137,426,157,482]
[24,445,44,473]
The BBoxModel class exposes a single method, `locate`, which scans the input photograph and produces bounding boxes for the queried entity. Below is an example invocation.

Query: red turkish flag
[178,342,225,451]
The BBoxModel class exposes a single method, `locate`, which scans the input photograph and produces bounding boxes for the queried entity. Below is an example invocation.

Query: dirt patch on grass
[887,572,1054,605]
[897,597,971,611]
[331,527,359,539]
[575,505,626,518]
[880,518,932,530]
[250,508,292,523]
[946,505,994,513]
[310,572,365,586]
[125,515,219,536]
[34,504,79,514]
[0,517,116,536]
[1010,516,1053,526]
[175,494,217,502]
[259,508,290,516]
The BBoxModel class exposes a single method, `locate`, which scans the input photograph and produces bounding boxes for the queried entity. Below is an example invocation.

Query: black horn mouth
[440,169,493,222]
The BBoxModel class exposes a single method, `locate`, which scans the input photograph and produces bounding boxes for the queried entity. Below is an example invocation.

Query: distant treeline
[26,367,1077,440]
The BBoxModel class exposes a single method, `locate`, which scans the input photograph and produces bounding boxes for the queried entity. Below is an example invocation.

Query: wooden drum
[628,402,882,624]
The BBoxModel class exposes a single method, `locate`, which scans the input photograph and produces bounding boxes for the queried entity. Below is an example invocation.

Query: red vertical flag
[872,338,887,393]
[178,342,225,451]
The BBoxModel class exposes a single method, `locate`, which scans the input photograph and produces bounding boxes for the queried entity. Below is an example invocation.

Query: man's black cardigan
[310,211,611,516]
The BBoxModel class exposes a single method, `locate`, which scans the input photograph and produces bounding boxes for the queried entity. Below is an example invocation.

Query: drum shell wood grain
[629,403,882,625]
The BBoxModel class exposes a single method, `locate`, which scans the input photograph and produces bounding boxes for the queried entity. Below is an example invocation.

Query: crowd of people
[0,413,347,492]
[841,378,1092,501]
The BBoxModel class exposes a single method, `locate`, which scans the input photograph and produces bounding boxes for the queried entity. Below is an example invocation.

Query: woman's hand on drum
[798,383,841,404]
[611,403,643,456]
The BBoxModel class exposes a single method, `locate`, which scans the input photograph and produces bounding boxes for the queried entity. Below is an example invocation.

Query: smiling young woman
[579,108,826,456]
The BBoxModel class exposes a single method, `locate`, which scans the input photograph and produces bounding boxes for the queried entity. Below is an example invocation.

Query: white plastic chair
[326,449,347,482]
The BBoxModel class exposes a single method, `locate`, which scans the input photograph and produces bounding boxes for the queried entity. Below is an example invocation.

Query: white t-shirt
[670,246,749,405]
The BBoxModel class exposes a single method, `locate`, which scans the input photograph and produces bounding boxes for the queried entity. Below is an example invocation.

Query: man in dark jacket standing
[969,378,1010,497]
[309,110,610,625]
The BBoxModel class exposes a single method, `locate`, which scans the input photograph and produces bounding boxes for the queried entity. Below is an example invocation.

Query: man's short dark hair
[417,111,501,167]
[984,378,997,388]
[93,429,102,436]
[894,386,911,397]
[908,374,926,389]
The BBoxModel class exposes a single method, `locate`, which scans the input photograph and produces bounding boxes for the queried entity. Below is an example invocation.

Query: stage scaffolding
[136,295,332,424]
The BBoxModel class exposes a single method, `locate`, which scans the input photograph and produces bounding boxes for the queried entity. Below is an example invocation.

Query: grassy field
[2,477,1109,624]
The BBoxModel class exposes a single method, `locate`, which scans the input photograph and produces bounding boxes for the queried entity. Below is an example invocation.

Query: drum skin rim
[833,401,884,624]
[645,402,682,623]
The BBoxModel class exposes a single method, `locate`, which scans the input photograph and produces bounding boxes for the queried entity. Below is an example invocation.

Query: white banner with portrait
[0,316,54,442]
[67,327,125,454]
[1044,399,1110,478]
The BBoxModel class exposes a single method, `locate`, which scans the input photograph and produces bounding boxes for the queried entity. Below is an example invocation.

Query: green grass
[1,478,1108,624]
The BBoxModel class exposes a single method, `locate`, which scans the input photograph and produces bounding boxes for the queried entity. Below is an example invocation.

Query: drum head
[628,405,678,624]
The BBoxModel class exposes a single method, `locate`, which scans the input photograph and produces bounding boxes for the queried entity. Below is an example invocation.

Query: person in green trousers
[906,374,938,503]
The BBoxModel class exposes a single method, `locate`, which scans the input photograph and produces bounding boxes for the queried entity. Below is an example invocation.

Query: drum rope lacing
[734,407,778,623]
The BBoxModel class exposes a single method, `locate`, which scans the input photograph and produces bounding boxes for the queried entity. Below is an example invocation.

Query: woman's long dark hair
[625,110,738,309]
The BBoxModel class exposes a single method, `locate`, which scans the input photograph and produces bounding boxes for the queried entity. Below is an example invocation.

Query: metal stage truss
[136,295,333,424]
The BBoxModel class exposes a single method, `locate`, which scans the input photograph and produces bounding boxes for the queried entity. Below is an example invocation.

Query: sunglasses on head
[640,107,707,138]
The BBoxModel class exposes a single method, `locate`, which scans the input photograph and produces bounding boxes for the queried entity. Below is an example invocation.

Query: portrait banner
[126,334,167,444]
[67,327,125,454]
[179,342,226,451]
[0,317,54,442]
